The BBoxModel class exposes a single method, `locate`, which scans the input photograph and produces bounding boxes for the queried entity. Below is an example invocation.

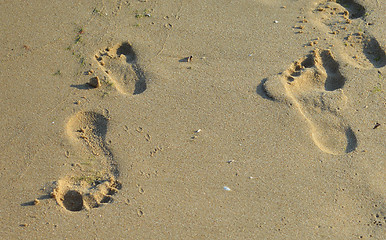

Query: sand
[0,0,385,239]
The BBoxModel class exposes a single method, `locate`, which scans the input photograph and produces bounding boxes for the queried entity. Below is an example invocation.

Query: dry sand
[0,0,385,239]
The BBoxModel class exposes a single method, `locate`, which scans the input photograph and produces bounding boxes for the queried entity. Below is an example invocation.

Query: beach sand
[0,0,385,239]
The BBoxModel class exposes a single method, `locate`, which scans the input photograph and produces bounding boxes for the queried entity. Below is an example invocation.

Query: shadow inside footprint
[337,0,365,19]
[257,78,275,100]
[363,37,386,68]
[319,51,346,91]
[95,41,147,95]
[70,111,108,142]
[116,43,147,94]
[116,42,137,61]
[86,112,107,138]
[262,49,357,155]
[62,190,83,211]
[345,128,358,153]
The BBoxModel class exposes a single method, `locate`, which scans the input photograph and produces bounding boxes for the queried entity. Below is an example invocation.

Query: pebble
[88,76,101,88]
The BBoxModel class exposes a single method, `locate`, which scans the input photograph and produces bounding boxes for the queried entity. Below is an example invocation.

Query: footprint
[95,41,147,95]
[263,49,357,155]
[313,0,385,68]
[53,111,121,211]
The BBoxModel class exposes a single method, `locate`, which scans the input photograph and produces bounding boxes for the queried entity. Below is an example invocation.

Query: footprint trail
[50,41,150,211]
[263,49,357,155]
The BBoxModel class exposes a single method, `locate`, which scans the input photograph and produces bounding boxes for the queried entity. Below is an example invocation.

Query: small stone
[88,76,101,88]
[34,199,40,205]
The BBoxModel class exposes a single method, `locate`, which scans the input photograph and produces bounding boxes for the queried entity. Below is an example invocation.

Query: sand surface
[0,0,385,239]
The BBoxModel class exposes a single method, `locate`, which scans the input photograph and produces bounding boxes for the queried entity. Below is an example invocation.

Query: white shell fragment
[223,186,231,191]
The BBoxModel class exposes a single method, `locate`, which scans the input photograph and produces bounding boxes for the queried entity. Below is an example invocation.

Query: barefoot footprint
[263,49,357,155]
[95,41,147,95]
[312,0,385,68]
[52,111,121,211]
